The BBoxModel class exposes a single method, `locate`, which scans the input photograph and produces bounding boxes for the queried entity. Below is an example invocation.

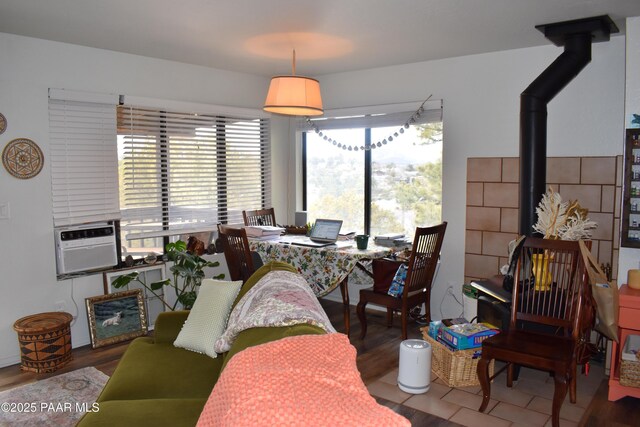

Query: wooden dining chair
[217,224,257,283]
[356,222,447,340]
[477,237,592,427]
[242,208,277,227]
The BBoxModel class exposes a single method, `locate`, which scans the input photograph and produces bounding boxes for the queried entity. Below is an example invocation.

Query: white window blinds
[48,90,120,226]
[118,106,270,240]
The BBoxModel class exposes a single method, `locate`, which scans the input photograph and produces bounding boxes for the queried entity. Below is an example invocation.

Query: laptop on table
[289,219,343,248]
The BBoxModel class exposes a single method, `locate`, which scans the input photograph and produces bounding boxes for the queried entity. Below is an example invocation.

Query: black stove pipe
[519,33,592,236]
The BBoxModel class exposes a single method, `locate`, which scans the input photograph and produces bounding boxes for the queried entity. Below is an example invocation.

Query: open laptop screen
[310,219,343,242]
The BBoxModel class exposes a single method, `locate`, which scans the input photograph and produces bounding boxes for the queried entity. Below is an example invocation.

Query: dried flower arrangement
[533,187,598,240]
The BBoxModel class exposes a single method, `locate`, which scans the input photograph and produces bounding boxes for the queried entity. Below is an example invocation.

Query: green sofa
[78,261,325,427]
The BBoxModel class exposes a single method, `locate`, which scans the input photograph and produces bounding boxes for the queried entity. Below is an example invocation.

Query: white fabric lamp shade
[263,75,323,116]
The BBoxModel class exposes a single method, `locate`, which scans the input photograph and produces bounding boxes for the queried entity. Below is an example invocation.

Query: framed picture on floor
[103,263,166,330]
[86,289,148,348]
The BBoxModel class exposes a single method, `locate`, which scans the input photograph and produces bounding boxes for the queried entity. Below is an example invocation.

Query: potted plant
[112,240,224,310]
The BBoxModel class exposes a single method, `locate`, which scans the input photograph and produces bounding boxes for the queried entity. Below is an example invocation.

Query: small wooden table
[608,285,640,401]
[13,312,73,373]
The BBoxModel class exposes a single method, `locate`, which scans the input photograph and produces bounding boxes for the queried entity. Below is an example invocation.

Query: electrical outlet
[0,201,9,220]
[54,300,66,312]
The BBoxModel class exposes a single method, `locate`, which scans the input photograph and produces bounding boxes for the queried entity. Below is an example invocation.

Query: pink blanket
[197,333,410,427]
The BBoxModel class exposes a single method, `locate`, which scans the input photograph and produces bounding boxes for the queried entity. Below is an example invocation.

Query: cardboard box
[439,323,498,350]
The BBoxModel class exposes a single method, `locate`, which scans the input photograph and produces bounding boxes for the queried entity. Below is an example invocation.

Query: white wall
[619,17,640,283]
[316,36,626,317]
[0,32,291,367]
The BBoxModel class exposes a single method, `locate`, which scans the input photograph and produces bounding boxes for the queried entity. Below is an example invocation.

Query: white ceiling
[1,0,640,77]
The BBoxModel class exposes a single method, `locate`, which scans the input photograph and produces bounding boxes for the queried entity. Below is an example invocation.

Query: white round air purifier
[397,339,432,394]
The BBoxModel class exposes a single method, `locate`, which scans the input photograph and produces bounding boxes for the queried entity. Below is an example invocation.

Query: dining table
[249,234,394,336]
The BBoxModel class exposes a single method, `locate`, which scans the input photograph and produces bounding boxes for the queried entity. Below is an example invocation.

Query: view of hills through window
[305,123,442,237]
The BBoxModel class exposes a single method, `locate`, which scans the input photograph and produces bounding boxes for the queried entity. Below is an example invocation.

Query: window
[305,129,365,233]
[49,90,120,227]
[370,124,442,235]
[118,106,270,258]
[303,105,442,236]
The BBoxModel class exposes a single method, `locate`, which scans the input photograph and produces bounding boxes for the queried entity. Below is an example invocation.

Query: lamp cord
[292,49,296,75]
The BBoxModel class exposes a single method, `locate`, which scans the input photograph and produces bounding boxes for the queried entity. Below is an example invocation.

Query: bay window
[303,103,442,236]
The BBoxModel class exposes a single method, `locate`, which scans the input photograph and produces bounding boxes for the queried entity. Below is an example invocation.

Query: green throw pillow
[173,279,242,358]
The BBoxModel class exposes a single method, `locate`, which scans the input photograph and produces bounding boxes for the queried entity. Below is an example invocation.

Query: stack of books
[243,225,285,239]
[374,233,406,247]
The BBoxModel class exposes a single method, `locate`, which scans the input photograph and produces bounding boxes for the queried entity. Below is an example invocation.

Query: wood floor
[0,300,637,426]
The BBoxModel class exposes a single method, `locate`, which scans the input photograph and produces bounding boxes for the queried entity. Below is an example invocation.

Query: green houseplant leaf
[111,240,224,310]
[150,279,171,291]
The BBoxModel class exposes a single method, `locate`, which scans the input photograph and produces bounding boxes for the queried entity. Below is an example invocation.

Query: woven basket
[284,226,308,235]
[422,328,494,388]
[13,312,73,373]
[620,334,640,388]
[620,359,640,388]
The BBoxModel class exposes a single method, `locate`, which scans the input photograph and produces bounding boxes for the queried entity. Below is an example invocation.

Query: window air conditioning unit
[55,223,118,275]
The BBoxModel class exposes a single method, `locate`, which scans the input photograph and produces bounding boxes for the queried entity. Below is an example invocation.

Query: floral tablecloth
[250,236,391,297]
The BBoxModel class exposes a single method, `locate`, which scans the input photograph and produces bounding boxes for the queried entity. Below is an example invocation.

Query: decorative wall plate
[0,113,6,135]
[2,138,44,179]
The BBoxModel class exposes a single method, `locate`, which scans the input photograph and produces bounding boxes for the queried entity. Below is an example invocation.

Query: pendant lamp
[263,50,323,116]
